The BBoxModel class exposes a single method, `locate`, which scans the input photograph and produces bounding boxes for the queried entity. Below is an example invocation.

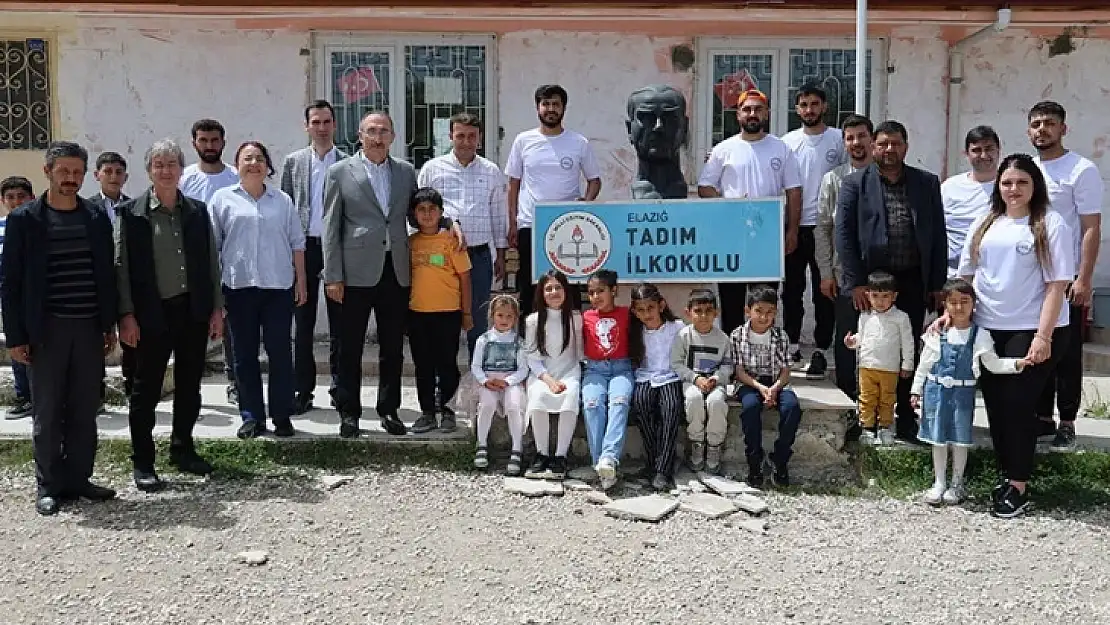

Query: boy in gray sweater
[671,289,733,473]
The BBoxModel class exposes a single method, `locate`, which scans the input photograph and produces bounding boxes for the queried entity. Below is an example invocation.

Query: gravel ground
[1,468,1109,625]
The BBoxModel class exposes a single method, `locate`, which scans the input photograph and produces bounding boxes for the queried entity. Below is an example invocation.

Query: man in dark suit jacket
[1,141,119,516]
[834,120,946,442]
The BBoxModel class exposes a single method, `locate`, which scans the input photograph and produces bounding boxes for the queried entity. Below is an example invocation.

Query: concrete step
[1083,343,1110,374]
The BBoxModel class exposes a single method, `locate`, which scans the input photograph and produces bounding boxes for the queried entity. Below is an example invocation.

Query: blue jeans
[737,384,802,468]
[466,245,494,360]
[582,358,634,465]
[224,286,295,424]
[11,361,31,401]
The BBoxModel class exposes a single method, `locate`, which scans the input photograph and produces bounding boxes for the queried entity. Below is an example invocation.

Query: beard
[800,114,823,128]
[741,119,764,134]
[198,150,223,164]
[539,112,563,129]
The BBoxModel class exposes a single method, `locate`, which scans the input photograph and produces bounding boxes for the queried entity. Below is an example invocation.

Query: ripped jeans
[582,358,634,466]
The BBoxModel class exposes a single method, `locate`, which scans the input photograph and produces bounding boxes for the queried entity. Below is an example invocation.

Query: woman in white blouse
[209,141,308,440]
[956,153,1073,519]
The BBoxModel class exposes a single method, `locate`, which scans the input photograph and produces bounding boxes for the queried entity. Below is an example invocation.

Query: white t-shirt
[698,134,802,200]
[957,210,1075,330]
[180,163,240,204]
[1035,151,1105,270]
[505,129,601,228]
[781,127,844,226]
[941,173,994,276]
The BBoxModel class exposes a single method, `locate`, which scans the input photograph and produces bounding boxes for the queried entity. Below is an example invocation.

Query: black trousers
[889,268,926,432]
[833,292,859,402]
[632,380,685,478]
[1036,302,1084,422]
[128,295,209,470]
[334,253,408,418]
[294,237,341,400]
[516,227,534,321]
[783,226,834,349]
[31,316,103,496]
[981,326,1068,482]
[408,310,462,414]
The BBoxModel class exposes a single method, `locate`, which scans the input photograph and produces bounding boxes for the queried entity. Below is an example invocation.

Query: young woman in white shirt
[955,153,1074,519]
[628,282,686,492]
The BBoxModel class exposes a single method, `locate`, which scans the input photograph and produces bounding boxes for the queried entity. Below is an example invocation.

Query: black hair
[867,270,898,293]
[0,176,33,197]
[745,284,779,308]
[407,187,444,229]
[628,282,678,368]
[534,84,568,107]
[233,141,276,177]
[964,125,1000,150]
[686,288,718,309]
[874,120,908,142]
[794,84,827,105]
[45,141,89,171]
[587,269,618,289]
[449,111,482,133]
[942,278,975,301]
[95,151,127,171]
[841,114,874,135]
[304,99,335,123]
[1029,100,1066,123]
[191,118,226,140]
[532,270,575,357]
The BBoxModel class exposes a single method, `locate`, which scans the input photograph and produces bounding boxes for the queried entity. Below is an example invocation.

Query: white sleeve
[524,315,548,377]
[781,148,803,191]
[697,145,726,190]
[911,332,941,395]
[974,328,1022,376]
[505,136,524,179]
[209,194,225,250]
[416,161,431,188]
[899,313,915,372]
[1044,213,1077,281]
[1075,163,1105,216]
[573,311,585,362]
[580,140,601,180]
[470,334,489,384]
[956,215,985,278]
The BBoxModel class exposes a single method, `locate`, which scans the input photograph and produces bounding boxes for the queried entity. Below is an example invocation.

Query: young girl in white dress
[471,295,529,475]
[523,270,584,481]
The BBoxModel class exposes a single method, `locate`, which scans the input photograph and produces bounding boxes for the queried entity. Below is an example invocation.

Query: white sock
[530,410,550,457]
[931,445,948,487]
[477,401,496,448]
[950,445,968,484]
[506,409,524,454]
[555,410,578,457]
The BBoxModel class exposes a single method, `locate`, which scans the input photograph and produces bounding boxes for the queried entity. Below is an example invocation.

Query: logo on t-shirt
[825,148,840,165]
[770,157,782,171]
[559,156,575,170]
[544,211,611,277]
[1016,241,1034,255]
[594,317,619,356]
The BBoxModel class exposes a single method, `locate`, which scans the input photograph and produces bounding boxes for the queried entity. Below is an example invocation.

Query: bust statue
[626,84,689,199]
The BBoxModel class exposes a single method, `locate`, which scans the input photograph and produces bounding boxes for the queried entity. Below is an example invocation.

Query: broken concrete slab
[503,477,565,497]
[603,495,679,523]
[699,474,749,496]
[732,517,769,535]
[734,494,770,515]
[568,466,597,481]
[679,492,740,520]
[320,474,355,490]
[563,479,592,492]
[585,491,612,506]
[236,550,269,566]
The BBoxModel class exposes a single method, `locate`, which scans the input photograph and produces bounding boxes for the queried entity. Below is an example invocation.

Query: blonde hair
[486,294,520,327]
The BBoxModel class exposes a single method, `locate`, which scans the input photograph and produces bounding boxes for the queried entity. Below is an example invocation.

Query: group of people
[0,79,1102,521]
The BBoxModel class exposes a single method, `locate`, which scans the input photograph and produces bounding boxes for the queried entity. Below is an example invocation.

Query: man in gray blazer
[281,99,347,415]
[323,110,461,438]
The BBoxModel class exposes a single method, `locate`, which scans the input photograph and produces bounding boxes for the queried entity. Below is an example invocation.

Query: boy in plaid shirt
[729,285,802,487]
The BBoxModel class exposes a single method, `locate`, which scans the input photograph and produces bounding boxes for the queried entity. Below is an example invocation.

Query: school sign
[532,197,784,283]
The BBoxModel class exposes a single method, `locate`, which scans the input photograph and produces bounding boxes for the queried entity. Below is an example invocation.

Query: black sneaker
[339,414,360,438]
[71,481,117,502]
[272,419,295,438]
[788,347,803,369]
[747,465,765,489]
[991,476,1008,504]
[549,456,568,480]
[6,398,33,419]
[292,394,313,416]
[1038,418,1058,439]
[170,450,214,476]
[844,410,863,443]
[769,458,790,487]
[237,420,265,439]
[1049,423,1077,453]
[992,484,1030,519]
[525,454,550,479]
[439,407,457,433]
[410,412,439,434]
[805,350,828,380]
[379,413,408,436]
[133,467,165,493]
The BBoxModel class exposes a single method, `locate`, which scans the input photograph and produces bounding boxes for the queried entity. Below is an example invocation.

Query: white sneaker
[596,457,618,490]
[942,481,967,505]
[859,429,877,446]
[878,429,895,446]
[922,482,946,506]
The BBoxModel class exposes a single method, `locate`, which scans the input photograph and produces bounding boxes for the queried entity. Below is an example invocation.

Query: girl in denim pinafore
[920,327,978,448]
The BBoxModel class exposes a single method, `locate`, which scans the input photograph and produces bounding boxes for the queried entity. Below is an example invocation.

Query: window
[0,38,52,150]
[697,39,881,156]
[319,36,495,170]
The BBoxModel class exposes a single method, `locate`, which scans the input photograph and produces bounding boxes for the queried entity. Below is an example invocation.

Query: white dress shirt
[360,153,392,251]
[209,184,306,290]
[418,151,508,249]
[309,147,338,237]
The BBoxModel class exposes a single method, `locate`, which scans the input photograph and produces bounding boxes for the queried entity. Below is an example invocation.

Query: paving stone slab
[603,495,680,522]
[699,474,752,496]
[563,479,592,492]
[585,491,612,506]
[320,475,355,490]
[567,466,597,481]
[734,494,770,515]
[503,477,565,497]
[731,517,770,535]
[679,492,741,519]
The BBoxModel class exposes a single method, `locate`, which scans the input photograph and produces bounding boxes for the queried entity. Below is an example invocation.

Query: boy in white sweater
[843,271,914,445]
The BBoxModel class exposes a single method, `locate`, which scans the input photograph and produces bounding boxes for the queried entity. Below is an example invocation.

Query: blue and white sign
[532,197,784,283]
